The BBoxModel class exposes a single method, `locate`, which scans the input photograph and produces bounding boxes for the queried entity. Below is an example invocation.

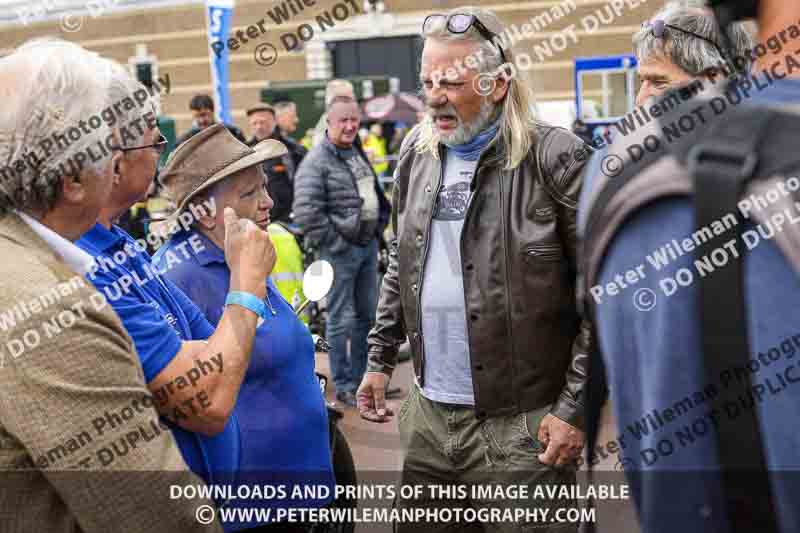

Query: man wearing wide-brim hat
[155,124,338,532]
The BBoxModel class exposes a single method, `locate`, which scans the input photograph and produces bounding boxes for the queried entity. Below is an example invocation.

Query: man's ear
[110,150,124,185]
[60,171,86,204]
[491,74,511,104]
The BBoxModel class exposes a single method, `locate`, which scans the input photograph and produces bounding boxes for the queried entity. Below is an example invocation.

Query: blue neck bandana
[447,120,500,161]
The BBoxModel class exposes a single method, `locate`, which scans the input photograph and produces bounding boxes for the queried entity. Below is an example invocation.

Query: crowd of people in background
[1,0,798,532]
[121,79,412,252]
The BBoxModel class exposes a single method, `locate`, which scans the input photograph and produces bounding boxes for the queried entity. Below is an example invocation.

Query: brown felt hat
[159,123,287,217]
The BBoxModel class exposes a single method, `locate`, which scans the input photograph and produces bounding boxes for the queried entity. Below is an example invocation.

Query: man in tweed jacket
[0,39,222,532]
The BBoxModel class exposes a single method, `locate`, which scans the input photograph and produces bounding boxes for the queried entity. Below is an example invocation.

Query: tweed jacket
[0,212,221,533]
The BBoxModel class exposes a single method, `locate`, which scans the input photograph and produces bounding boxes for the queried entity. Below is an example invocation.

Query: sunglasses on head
[643,19,729,69]
[423,13,508,65]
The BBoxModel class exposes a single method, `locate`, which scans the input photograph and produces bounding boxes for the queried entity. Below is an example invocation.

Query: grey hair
[273,100,296,116]
[0,38,159,214]
[633,1,755,76]
[324,79,355,106]
[415,6,538,170]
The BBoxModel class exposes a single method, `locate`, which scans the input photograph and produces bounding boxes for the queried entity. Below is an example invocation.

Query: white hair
[0,38,159,214]
[415,6,538,170]
[273,100,297,116]
[324,79,355,106]
[633,1,755,75]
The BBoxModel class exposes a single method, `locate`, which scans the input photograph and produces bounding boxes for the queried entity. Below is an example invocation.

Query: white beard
[437,98,498,147]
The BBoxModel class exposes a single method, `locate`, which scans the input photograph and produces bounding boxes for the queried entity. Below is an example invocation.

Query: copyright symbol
[601,155,624,177]
[632,288,657,312]
[472,73,496,96]
[254,43,278,67]
[60,13,84,32]
[195,504,216,525]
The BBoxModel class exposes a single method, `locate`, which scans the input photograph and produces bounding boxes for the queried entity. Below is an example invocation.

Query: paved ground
[315,353,642,533]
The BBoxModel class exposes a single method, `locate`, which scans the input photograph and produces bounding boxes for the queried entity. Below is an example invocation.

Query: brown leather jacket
[367,121,592,429]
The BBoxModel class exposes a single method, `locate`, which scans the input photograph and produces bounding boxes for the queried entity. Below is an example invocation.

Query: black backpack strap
[682,108,779,532]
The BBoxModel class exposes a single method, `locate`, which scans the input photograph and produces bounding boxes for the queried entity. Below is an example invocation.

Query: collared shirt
[76,222,240,490]
[154,229,335,530]
[17,211,95,275]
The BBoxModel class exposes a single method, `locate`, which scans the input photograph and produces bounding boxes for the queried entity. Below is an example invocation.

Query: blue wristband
[225,291,268,320]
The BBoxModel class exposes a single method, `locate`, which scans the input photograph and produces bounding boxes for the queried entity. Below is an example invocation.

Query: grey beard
[439,98,498,147]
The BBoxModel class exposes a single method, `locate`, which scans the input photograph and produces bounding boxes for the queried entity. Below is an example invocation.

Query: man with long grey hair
[633,0,754,105]
[357,6,592,531]
[0,38,222,532]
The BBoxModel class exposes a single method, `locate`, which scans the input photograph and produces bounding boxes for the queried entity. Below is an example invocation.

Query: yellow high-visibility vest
[268,222,308,323]
[364,134,389,176]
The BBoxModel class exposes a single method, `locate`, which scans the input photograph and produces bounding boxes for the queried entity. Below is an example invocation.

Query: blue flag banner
[206,0,235,125]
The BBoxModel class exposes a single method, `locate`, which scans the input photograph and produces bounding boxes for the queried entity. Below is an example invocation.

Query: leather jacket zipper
[498,169,516,395]
[524,243,562,262]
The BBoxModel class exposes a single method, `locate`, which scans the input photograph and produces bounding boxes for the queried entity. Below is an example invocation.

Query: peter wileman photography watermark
[33,349,223,470]
[0,74,171,196]
[579,22,800,178]
[614,330,800,469]
[209,0,362,67]
[176,481,606,526]
[0,200,214,368]
[15,0,127,33]
[588,174,800,312]
[424,0,653,97]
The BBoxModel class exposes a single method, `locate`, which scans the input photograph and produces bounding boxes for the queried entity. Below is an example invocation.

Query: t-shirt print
[432,177,471,221]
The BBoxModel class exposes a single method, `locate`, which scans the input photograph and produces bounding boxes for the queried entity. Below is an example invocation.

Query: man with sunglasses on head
[578,0,754,230]
[634,1,753,105]
[579,0,800,532]
[357,7,592,532]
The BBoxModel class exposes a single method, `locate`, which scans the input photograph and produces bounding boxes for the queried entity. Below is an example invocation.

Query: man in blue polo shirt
[77,123,283,521]
[154,120,335,532]
[579,2,800,532]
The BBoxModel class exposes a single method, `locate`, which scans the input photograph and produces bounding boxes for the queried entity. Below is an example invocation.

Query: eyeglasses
[423,14,507,65]
[643,19,728,70]
[111,134,168,156]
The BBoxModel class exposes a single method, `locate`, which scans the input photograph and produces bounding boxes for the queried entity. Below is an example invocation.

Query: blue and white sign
[206,0,235,125]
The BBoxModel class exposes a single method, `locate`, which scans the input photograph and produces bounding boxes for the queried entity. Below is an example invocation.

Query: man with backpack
[579,1,800,532]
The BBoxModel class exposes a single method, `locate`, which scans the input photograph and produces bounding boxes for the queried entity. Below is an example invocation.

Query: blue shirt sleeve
[164,277,215,340]
[92,278,183,383]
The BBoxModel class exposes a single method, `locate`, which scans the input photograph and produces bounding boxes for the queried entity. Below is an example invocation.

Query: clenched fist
[223,206,276,299]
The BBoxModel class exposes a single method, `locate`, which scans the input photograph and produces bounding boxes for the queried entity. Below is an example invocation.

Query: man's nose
[261,190,274,210]
[425,83,449,105]
[635,83,654,107]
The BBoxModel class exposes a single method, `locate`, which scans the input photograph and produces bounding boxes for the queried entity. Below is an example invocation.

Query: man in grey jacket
[293,96,391,406]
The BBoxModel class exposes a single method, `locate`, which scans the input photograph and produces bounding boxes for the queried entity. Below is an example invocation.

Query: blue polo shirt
[76,223,240,489]
[153,229,335,530]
